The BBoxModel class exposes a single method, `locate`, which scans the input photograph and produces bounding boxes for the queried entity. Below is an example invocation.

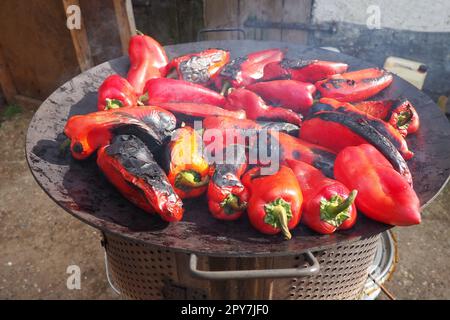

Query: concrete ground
[0,107,449,300]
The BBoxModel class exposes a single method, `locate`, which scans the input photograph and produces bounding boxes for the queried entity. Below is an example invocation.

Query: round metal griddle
[26,40,450,257]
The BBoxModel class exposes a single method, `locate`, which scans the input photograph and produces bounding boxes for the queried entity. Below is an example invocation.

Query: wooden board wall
[0,0,133,107]
[203,0,312,43]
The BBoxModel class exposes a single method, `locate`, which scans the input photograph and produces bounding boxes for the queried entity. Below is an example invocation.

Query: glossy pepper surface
[166,48,230,85]
[127,33,168,95]
[263,59,348,83]
[286,159,357,234]
[334,144,420,226]
[97,75,137,111]
[164,126,210,199]
[215,48,285,89]
[353,99,420,137]
[142,78,226,106]
[207,144,249,220]
[300,111,412,184]
[246,80,316,115]
[97,135,183,222]
[242,166,303,240]
[315,68,393,102]
[225,88,302,126]
[310,98,413,160]
[64,106,175,160]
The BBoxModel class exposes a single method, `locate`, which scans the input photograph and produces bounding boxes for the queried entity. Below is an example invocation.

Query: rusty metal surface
[25,40,450,257]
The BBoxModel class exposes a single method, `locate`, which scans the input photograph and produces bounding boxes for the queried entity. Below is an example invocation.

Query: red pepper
[156,102,246,124]
[225,88,302,126]
[242,166,303,239]
[97,135,183,222]
[246,80,316,115]
[127,32,168,95]
[300,111,413,184]
[353,99,420,137]
[286,159,357,234]
[334,144,420,226]
[315,68,393,102]
[263,59,348,83]
[310,98,413,160]
[215,48,285,90]
[64,106,175,160]
[164,127,210,199]
[166,48,230,86]
[207,144,249,220]
[142,78,226,106]
[97,75,137,111]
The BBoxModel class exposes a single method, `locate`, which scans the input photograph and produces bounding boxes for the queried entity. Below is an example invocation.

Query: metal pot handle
[189,251,320,280]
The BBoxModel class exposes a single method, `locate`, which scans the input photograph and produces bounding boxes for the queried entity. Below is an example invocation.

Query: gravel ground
[0,108,449,300]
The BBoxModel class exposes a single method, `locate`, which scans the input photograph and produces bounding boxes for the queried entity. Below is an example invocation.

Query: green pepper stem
[59,138,71,154]
[220,81,232,96]
[176,171,209,188]
[271,205,292,240]
[326,190,357,216]
[136,30,144,36]
[222,194,247,212]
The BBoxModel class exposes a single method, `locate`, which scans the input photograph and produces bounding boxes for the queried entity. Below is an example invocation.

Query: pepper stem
[135,30,144,36]
[59,138,71,155]
[105,98,123,110]
[272,205,291,240]
[397,110,413,128]
[220,81,232,96]
[264,198,293,240]
[320,190,357,227]
[175,170,209,189]
[221,194,247,214]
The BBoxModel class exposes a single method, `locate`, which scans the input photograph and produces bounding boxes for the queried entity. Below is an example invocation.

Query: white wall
[312,0,450,32]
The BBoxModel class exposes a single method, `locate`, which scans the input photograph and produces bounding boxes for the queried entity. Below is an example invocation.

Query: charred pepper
[97,135,184,222]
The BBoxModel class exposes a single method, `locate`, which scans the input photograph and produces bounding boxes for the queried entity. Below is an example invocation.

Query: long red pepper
[309,98,413,160]
[263,59,348,82]
[215,48,285,90]
[97,135,183,222]
[207,144,249,221]
[246,80,316,115]
[166,48,230,85]
[127,33,168,95]
[286,159,357,234]
[334,144,420,226]
[142,78,226,106]
[315,68,393,102]
[225,88,302,126]
[242,166,303,240]
[353,99,420,137]
[97,75,137,111]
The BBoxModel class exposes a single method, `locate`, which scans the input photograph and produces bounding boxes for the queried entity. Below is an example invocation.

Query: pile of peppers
[63,33,422,238]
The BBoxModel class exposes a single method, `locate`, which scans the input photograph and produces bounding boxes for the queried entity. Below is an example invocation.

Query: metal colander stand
[102,232,380,300]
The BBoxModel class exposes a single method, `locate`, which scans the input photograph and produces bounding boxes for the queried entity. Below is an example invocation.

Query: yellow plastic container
[384,57,428,90]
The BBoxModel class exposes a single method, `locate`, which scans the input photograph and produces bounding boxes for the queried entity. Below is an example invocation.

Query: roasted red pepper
[64,106,176,160]
[142,78,226,106]
[164,126,210,199]
[166,48,230,85]
[97,135,183,222]
[310,98,413,160]
[334,144,420,226]
[353,99,420,137]
[315,68,393,102]
[246,80,316,115]
[127,32,168,95]
[97,75,137,111]
[225,88,302,126]
[242,166,303,240]
[207,144,249,220]
[286,159,357,234]
[215,48,285,90]
[156,102,245,124]
[300,111,412,184]
[263,59,348,83]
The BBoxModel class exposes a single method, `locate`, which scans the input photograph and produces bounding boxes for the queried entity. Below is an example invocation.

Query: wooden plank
[62,0,94,71]
[0,0,80,100]
[113,0,136,55]
[13,95,43,109]
[203,0,240,40]
[0,45,17,105]
[239,0,283,41]
[281,0,312,44]
[176,0,204,43]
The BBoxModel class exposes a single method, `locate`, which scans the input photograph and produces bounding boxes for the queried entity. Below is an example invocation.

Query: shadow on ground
[0,108,448,299]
